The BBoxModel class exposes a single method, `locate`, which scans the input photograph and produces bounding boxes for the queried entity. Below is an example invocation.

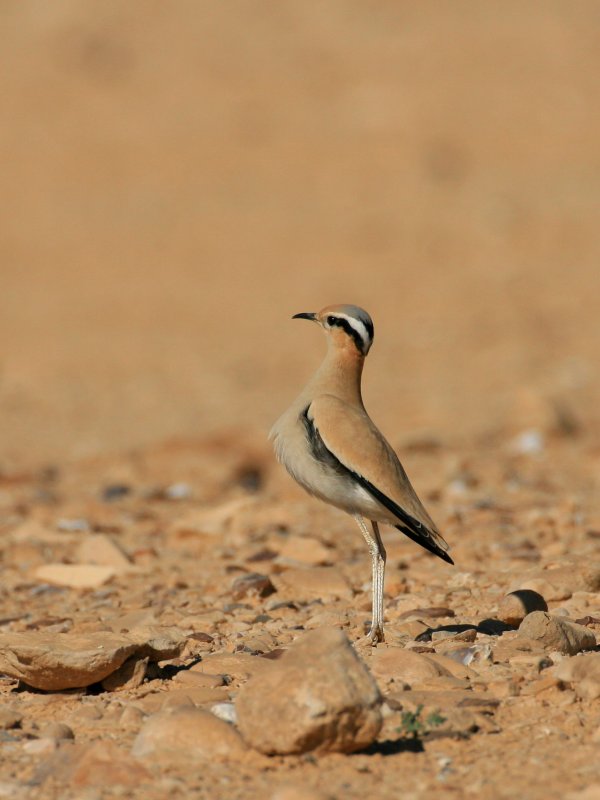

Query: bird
[270,304,453,644]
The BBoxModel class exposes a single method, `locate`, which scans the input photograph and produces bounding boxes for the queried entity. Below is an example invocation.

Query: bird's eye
[326,315,337,325]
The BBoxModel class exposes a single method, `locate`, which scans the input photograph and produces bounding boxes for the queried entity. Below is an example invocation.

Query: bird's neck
[310,343,365,405]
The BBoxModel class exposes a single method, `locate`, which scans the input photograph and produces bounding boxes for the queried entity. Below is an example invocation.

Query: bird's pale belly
[277,436,393,523]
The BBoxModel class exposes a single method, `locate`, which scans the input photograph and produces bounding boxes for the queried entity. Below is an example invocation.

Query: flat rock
[369,647,452,687]
[497,590,548,627]
[33,564,116,589]
[0,626,187,691]
[193,652,275,684]
[132,707,249,762]
[518,611,596,655]
[0,631,137,690]
[236,628,382,754]
[272,567,353,601]
[75,534,132,571]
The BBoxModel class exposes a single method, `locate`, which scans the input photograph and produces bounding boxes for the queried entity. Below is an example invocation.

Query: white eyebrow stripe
[334,313,372,350]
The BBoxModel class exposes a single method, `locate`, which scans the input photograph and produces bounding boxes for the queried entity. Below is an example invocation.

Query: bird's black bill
[292,312,317,321]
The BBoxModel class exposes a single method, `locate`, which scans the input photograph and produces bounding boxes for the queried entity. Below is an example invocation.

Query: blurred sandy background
[2,1,599,469]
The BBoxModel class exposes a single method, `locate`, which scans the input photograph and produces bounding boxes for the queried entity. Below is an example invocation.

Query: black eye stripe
[328,316,366,353]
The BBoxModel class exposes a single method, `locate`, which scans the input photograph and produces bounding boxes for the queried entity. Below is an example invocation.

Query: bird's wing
[306,395,453,564]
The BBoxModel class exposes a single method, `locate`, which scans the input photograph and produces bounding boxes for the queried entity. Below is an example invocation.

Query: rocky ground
[1,425,599,800]
[2,4,600,798]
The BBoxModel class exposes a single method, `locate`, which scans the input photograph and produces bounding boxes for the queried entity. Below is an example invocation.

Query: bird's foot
[356,624,385,648]
[368,625,385,645]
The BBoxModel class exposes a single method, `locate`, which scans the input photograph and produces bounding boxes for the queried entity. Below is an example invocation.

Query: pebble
[230,572,276,601]
[497,590,548,627]
[519,612,596,655]
[101,655,148,692]
[211,702,237,724]
[39,723,74,741]
[236,628,382,754]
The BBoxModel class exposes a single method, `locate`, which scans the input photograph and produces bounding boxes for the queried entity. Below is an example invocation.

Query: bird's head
[292,304,374,356]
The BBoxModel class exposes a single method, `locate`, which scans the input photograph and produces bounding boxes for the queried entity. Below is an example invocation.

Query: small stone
[519,611,596,655]
[397,607,455,620]
[124,625,187,660]
[230,573,276,601]
[497,590,548,627]
[101,484,132,502]
[511,428,545,454]
[132,707,248,762]
[211,702,237,724]
[39,723,74,741]
[56,518,90,533]
[33,564,116,589]
[193,652,273,683]
[164,482,193,501]
[236,628,382,755]
[176,670,224,688]
[101,656,148,692]
[396,620,430,640]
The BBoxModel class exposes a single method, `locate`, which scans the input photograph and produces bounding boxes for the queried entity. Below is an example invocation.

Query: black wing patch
[301,405,454,565]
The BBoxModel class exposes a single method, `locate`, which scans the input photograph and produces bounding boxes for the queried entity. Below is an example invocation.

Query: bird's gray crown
[322,304,374,355]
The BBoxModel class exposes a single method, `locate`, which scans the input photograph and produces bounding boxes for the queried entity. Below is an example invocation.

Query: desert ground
[1,3,600,798]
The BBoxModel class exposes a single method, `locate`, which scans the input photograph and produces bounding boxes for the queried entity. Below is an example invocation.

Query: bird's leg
[354,515,386,644]
[372,520,386,639]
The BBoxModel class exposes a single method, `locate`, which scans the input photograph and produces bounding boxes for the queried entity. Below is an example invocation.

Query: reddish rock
[236,628,382,754]
[518,612,596,655]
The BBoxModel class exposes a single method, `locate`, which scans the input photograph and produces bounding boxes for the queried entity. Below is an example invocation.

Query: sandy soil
[1,3,600,798]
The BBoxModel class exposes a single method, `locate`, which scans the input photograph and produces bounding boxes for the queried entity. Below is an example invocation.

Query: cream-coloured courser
[270,304,453,644]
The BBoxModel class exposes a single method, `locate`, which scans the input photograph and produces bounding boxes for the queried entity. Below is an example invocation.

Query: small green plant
[397,704,446,739]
